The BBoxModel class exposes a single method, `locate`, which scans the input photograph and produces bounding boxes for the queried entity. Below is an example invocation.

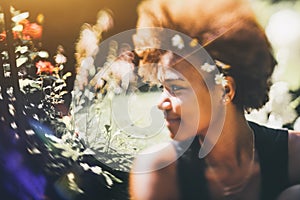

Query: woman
[129,0,300,199]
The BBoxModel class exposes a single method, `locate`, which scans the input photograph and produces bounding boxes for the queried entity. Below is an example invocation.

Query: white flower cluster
[75,10,113,90]
[171,34,185,49]
[246,81,298,129]
[171,34,228,87]
[201,62,228,87]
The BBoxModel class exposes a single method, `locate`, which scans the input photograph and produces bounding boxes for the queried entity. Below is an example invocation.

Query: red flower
[22,22,43,40]
[0,31,6,42]
[36,61,57,74]
[0,31,20,41]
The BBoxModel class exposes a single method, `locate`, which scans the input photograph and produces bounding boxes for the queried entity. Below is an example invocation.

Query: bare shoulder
[129,142,179,200]
[288,130,300,185]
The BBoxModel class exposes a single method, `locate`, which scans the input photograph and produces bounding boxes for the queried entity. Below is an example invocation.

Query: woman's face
[157,58,218,141]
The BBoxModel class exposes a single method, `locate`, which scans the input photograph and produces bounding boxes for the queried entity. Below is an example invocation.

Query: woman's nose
[157,92,172,110]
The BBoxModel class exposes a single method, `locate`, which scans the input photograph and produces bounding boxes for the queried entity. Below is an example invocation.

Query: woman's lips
[165,118,181,126]
[165,118,181,139]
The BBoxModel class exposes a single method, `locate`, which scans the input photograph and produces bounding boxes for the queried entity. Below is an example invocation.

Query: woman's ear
[223,76,236,103]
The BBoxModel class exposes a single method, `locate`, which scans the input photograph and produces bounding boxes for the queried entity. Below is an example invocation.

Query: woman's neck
[201,106,254,170]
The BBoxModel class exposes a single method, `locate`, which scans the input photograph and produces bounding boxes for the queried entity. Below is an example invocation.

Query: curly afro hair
[135,0,277,111]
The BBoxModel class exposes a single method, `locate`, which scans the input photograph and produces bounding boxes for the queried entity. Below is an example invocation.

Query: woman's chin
[169,131,187,141]
[169,131,176,139]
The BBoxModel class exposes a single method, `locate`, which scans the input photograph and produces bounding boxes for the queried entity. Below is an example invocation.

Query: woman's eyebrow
[160,71,186,82]
[160,78,187,87]
[164,77,185,82]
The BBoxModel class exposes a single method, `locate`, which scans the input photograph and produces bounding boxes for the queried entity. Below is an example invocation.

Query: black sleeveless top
[174,121,289,200]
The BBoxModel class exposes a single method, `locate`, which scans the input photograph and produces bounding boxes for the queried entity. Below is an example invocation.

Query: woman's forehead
[159,59,203,82]
[161,67,185,81]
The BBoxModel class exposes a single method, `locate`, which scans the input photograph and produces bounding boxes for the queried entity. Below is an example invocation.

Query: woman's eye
[170,85,183,92]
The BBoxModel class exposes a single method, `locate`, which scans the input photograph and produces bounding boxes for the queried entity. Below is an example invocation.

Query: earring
[223,95,230,103]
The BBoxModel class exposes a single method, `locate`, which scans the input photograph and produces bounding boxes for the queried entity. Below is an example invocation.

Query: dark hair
[135,0,277,111]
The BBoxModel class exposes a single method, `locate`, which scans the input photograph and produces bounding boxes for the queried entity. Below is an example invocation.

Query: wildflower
[171,34,184,49]
[35,60,56,74]
[55,53,67,64]
[38,51,49,58]
[11,12,29,23]
[0,31,6,42]
[214,73,228,87]
[22,22,43,40]
[190,38,198,47]
[96,10,114,32]
[201,63,216,73]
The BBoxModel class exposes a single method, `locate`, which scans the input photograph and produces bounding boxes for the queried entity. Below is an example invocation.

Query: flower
[0,31,6,42]
[16,57,28,67]
[11,12,29,23]
[215,60,231,70]
[266,82,298,126]
[55,53,67,64]
[15,46,29,54]
[96,10,114,32]
[35,60,56,74]
[76,27,99,57]
[171,34,184,49]
[189,38,198,47]
[38,51,49,58]
[246,81,298,129]
[214,73,228,87]
[22,22,43,40]
[201,63,216,73]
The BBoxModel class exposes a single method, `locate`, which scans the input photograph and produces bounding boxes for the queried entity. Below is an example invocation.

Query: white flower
[247,81,298,128]
[16,57,28,67]
[110,60,135,91]
[171,34,184,49]
[25,129,35,135]
[38,51,49,58]
[55,53,67,64]
[80,56,94,70]
[67,172,75,180]
[214,73,228,87]
[15,46,29,54]
[11,122,17,129]
[96,10,113,32]
[245,107,269,124]
[80,163,90,171]
[267,82,297,125]
[12,24,23,32]
[201,63,216,73]
[90,166,103,175]
[78,28,99,57]
[11,12,29,23]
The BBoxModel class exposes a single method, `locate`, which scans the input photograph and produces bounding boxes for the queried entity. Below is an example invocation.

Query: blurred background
[0,0,300,199]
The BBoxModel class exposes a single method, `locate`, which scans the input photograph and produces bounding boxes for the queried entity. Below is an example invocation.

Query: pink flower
[22,22,43,40]
[35,61,57,74]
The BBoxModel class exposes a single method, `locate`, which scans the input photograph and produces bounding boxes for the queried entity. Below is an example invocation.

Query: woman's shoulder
[131,141,177,172]
[248,121,289,145]
[129,142,180,200]
[248,121,288,134]
[250,121,300,186]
